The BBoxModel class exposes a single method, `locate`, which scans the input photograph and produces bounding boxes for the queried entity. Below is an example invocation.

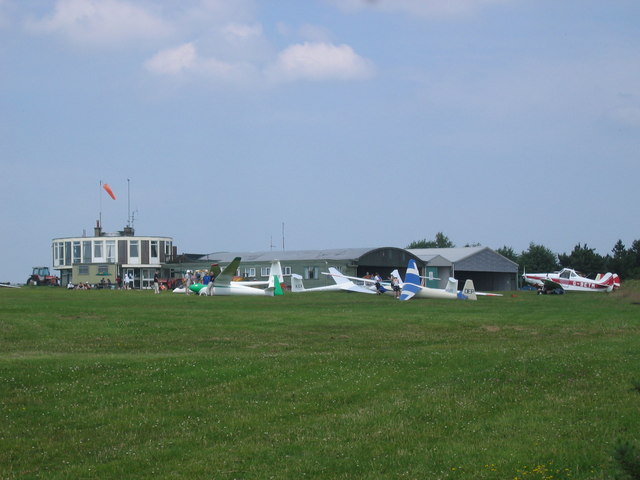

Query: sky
[1,0,639,283]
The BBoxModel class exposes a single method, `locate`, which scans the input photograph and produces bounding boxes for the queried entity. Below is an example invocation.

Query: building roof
[408,246,518,273]
[197,248,379,264]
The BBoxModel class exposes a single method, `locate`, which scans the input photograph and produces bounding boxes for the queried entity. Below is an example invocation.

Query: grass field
[1,285,640,479]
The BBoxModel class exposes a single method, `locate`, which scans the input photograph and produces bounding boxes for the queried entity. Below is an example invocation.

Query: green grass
[1,286,639,479]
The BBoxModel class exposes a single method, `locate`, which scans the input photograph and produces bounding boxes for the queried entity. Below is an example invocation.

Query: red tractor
[27,267,59,286]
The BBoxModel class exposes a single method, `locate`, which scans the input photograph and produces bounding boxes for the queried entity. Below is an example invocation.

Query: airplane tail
[613,273,621,289]
[266,260,285,296]
[290,274,306,292]
[597,272,620,292]
[458,279,478,301]
[399,259,421,301]
[445,278,458,295]
[390,269,403,284]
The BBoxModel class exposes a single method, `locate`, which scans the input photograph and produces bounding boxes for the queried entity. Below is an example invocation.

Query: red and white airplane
[522,268,620,294]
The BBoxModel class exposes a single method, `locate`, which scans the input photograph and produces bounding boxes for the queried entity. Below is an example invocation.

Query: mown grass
[1,286,639,479]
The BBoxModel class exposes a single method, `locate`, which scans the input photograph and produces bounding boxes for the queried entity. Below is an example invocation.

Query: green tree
[406,232,455,249]
[628,239,640,279]
[610,239,640,279]
[557,243,605,276]
[519,242,558,273]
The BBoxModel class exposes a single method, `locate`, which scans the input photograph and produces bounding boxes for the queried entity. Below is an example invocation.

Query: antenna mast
[99,180,102,229]
[127,178,131,227]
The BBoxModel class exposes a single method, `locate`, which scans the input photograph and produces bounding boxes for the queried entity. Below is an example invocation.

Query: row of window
[238,266,324,280]
[77,265,110,275]
[53,239,172,267]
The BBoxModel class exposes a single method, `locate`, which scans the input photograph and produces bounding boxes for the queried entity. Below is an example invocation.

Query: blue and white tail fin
[399,259,422,301]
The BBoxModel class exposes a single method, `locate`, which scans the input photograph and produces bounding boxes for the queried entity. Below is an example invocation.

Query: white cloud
[26,0,171,46]
[144,41,256,85]
[146,40,375,87]
[144,42,197,75]
[266,42,375,83]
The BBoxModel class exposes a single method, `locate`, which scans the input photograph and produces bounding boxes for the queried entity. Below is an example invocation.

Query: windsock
[103,183,116,200]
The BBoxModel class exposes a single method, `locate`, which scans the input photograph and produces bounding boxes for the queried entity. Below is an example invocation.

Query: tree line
[407,233,640,279]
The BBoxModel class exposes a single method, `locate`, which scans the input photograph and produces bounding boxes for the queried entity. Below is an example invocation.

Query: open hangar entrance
[355,247,424,280]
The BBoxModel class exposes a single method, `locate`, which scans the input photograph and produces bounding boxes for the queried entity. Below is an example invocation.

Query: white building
[52,224,175,288]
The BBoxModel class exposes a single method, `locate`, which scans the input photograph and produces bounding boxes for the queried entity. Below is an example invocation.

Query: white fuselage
[522,269,614,292]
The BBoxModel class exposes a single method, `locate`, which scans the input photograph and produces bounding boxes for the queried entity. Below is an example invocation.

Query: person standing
[184,270,192,295]
[153,270,160,294]
[391,275,401,298]
[374,273,383,295]
[206,271,216,296]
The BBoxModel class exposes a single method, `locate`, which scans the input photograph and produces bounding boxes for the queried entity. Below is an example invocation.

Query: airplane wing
[543,278,563,290]
[326,267,376,294]
[339,283,378,294]
[322,271,379,285]
[214,257,242,287]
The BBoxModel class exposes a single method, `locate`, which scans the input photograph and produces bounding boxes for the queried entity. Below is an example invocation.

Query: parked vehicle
[27,266,59,286]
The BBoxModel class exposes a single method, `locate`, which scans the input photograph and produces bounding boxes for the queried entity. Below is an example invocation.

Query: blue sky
[1,0,639,283]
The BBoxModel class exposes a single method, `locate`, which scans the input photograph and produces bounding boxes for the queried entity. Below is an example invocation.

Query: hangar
[408,246,518,291]
[170,245,518,291]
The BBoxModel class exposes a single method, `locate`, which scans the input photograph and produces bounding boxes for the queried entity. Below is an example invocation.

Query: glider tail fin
[390,269,403,284]
[459,279,478,301]
[445,278,458,295]
[399,259,421,301]
[290,274,305,292]
[267,260,285,296]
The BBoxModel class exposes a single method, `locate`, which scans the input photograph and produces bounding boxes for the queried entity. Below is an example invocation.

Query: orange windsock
[103,183,116,200]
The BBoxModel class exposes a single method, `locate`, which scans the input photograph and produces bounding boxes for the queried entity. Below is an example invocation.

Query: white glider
[291,267,376,294]
[198,257,285,296]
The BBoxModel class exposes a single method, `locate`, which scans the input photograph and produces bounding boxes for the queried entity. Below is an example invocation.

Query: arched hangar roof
[198,247,422,268]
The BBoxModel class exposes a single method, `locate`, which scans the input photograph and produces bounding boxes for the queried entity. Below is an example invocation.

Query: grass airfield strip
[1,286,639,479]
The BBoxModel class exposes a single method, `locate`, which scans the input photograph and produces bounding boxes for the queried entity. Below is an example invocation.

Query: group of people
[182,269,217,295]
[116,273,134,290]
[65,271,165,291]
[364,272,402,298]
